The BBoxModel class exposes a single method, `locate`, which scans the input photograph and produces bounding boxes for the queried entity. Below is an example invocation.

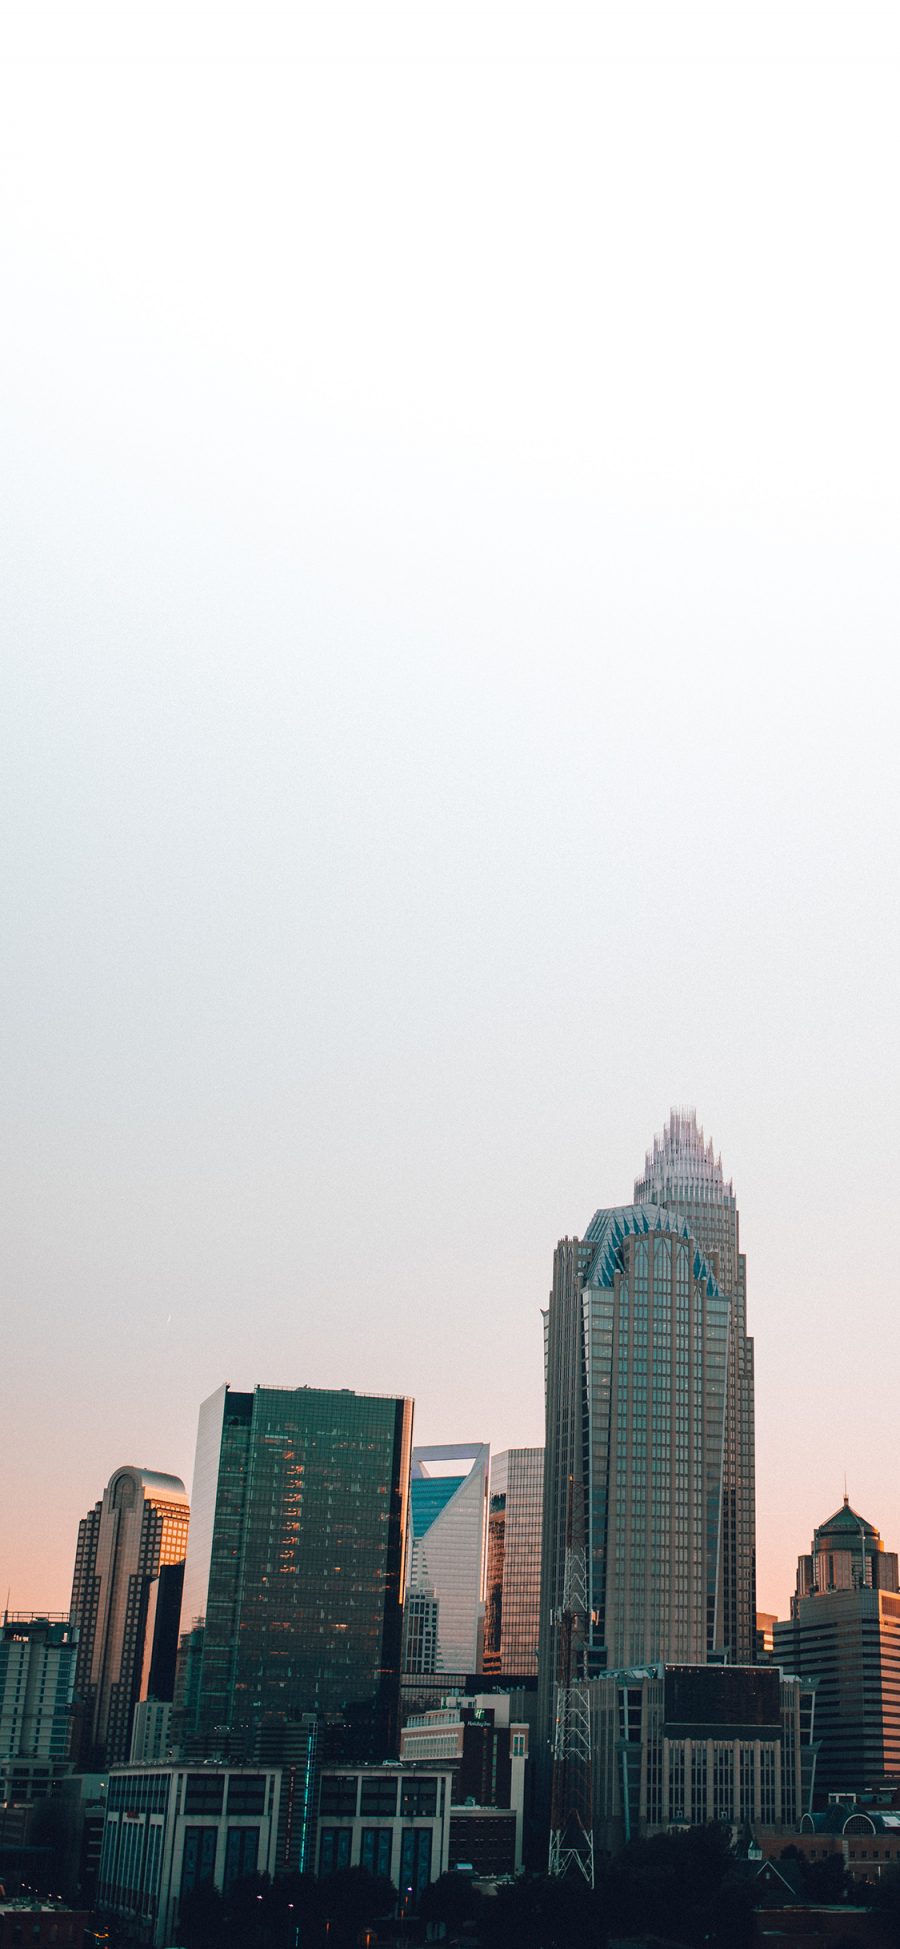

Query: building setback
[175,1382,412,1765]
[69,1466,189,1770]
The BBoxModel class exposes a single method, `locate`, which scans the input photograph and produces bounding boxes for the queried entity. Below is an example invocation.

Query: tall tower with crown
[634,1108,756,1664]
[538,1112,759,1865]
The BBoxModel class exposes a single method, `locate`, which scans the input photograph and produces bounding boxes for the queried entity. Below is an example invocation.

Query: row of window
[320,1774,440,1819]
[318,1825,433,1895]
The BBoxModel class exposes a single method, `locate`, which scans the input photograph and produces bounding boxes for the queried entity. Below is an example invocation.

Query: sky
[3,2,900,1623]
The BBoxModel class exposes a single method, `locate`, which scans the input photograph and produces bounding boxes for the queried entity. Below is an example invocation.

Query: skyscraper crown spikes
[634,1106,734,1205]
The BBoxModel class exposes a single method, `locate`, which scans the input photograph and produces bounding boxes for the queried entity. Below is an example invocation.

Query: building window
[227,1776,267,1816]
[180,1826,218,1899]
[319,1827,352,1876]
[361,1828,393,1877]
[400,1826,433,1903]
[184,1774,225,1816]
[225,1826,260,1887]
[360,1776,399,1818]
[320,1775,359,1818]
[400,1777,437,1819]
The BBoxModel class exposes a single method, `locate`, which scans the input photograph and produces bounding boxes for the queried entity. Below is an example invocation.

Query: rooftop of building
[634,1107,735,1206]
[105,1465,189,1504]
[255,1383,413,1404]
[814,1495,881,1542]
[581,1202,722,1296]
[107,1761,280,1776]
[0,1616,75,1642]
[318,1760,457,1776]
[409,1444,490,1539]
[801,1804,900,1835]
[0,1899,87,1915]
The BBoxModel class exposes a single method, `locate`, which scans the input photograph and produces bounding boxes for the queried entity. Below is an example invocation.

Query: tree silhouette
[476,1871,598,1949]
[419,1869,483,1938]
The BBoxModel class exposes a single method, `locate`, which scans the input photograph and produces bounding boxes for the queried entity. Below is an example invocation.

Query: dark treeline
[156,1825,756,1949]
[106,1826,900,1949]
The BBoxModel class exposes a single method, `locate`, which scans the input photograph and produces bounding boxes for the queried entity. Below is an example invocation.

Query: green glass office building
[176,1383,412,1765]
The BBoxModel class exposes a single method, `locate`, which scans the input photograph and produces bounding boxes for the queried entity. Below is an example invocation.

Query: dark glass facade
[663,1664,781,1736]
[176,1384,412,1765]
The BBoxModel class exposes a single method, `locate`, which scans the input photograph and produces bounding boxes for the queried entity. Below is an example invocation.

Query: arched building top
[106,1465,189,1507]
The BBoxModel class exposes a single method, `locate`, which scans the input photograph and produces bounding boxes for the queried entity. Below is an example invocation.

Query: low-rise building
[592,1663,818,1851]
[317,1763,453,1900]
[399,1695,527,1869]
[447,1805,517,1875]
[315,1758,525,1898]
[0,1900,88,1947]
[97,1763,282,1946]
[756,1799,900,1884]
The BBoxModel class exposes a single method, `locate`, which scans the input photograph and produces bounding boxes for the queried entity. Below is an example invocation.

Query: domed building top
[792,1493,899,1604]
[814,1495,880,1546]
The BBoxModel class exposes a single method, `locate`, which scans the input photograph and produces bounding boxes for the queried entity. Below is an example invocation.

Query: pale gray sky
[3,3,900,1618]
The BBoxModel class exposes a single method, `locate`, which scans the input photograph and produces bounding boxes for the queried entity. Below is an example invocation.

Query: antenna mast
[548,1476,594,1885]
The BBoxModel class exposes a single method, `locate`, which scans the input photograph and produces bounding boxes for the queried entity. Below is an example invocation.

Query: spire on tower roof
[634,1107,735,1208]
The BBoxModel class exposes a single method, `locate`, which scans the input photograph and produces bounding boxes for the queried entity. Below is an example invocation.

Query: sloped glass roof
[410,1475,465,1540]
[582,1202,722,1296]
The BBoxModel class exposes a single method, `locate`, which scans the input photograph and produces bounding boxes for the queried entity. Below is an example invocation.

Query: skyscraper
[69,1466,190,1769]
[406,1444,489,1676]
[539,1113,756,1794]
[0,1615,78,1804]
[483,1448,544,1677]
[175,1383,412,1765]
[634,1109,756,1665]
[774,1498,900,1794]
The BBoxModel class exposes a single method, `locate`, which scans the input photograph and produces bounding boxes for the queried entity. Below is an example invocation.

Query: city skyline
[2,1101,889,1630]
[6,18,900,1647]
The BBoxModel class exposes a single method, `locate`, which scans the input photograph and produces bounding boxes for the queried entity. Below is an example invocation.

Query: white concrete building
[98,1764,282,1946]
[407,1444,489,1675]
